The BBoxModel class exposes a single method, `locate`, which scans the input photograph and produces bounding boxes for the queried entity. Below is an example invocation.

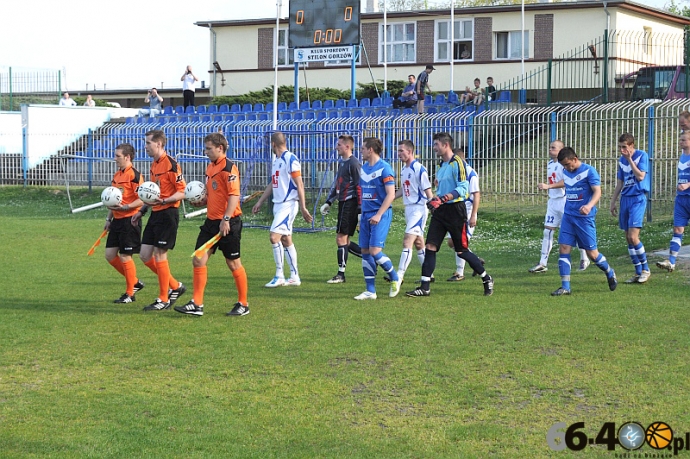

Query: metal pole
[521,0,525,83]
[647,105,654,222]
[294,62,300,105]
[87,128,93,192]
[450,1,454,94]
[383,0,387,94]
[351,46,356,100]
[603,29,609,103]
[273,0,282,131]
[9,67,13,111]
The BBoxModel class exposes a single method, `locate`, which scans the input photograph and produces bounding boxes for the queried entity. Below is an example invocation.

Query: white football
[101,186,123,208]
[185,181,207,204]
[138,181,161,205]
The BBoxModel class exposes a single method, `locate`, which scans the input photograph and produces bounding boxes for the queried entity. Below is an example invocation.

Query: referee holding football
[406,132,494,297]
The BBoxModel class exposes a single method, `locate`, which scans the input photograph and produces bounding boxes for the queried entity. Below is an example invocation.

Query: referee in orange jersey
[132,129,187,311]
[104,143,145,303]
[174,133,249,317]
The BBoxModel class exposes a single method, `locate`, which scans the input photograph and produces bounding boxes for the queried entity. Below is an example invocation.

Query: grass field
[2,186,690,458]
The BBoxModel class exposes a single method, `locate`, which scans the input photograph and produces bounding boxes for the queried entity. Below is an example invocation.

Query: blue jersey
[677,153,690,197]
[617,149,650,197]
[360,159,395,213]
[563,162,601,218]
[436,155,469,204]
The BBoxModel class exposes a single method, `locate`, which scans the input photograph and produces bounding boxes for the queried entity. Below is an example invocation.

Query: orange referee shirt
[206,156,242,220]
[150,153,186,212]
[111,165,143,219]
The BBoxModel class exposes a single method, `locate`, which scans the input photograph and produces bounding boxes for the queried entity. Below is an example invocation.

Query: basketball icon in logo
[646,422,673,449]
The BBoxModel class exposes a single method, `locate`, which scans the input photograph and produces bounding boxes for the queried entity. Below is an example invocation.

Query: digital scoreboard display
[288,0,361,48]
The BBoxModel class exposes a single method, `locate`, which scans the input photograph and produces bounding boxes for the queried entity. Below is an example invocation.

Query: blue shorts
[558,214,598,251]
[673,195,690,227]
[359,208,392,249]
[619,194,646,230]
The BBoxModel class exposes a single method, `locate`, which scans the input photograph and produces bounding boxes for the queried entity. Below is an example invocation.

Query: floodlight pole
[450,0,454,94]
[383,0,388,95]
[273,0,283,130]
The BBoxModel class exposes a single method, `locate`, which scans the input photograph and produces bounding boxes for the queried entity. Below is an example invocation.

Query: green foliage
[212,85,351,107]
[72,96,112,108]
[667,0,690,17]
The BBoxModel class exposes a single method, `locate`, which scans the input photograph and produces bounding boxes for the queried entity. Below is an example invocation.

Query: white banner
[293,46,355,63]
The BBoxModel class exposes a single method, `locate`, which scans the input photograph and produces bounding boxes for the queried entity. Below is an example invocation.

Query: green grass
[2,186,690,458]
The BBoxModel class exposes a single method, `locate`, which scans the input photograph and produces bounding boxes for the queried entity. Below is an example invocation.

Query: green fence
[497,29,689,106]
[0,67,61,111]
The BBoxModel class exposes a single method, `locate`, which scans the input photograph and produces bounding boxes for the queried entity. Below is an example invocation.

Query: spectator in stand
[486,77,497,101]
[415,64,435,114]
[138,88,163,117]
[181,65,199,109]
[460,78,484,106]
[59,92,77,107]
[460,45,471,59]
[83,95,95,107]
[393,75,418,109]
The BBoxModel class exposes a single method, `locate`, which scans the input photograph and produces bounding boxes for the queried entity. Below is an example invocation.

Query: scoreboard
[288,0,361,49]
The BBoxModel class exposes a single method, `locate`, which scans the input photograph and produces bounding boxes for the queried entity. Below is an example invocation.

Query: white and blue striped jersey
[677,153,690,197]
[563,163,601,218]
[271,150,301,203]
[617,149,650,197]
[360,159,396,213]
[546,159,566,200]
[465,163,480,215]
[400,160,432,206]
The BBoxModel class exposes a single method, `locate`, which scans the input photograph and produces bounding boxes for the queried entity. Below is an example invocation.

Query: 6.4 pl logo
[547,421,690,455]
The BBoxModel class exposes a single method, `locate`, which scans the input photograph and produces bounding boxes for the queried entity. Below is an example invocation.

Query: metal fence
[0,67,61,111]
[3,99,690,218]
[498,29,688,105]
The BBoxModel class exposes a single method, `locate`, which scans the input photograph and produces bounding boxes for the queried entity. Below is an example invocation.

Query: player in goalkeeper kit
[104,143,144,304]
[175,133,249,317]
[131,129,187,311]
[406,132,494,297]
[321,134,362,284]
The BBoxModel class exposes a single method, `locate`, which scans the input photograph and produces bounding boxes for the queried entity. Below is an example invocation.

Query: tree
[667,0,690,17]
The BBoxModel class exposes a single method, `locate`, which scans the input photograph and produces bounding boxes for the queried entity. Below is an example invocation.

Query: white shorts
[270,200,299,235]
[544,198,565,228]
[404,204,428,237]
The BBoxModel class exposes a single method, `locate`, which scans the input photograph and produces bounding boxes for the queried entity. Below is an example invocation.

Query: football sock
[362,253,377,293]
[156,259,171,302]
[144,258,158,274]
[122,259,138,297]
[348,241,362,258]
[628,244,642,275]
[456,254,465,276]
[459,251,484,276]
[593,253,614,279]
[337,245,348,273]
[193,266,207,305]
[558,254,571,291]
[374,251,398,281]
[272,242,284,278]
[417,249,425,266]
[169,276,180,290]
[397,248,412,278]
[233,266,248,305]
[109,257,126,276]
[284,244,299,278]
[420,250,436,290]
[670,232,683,264]
[635,242,649,272]
[540,228,554,266]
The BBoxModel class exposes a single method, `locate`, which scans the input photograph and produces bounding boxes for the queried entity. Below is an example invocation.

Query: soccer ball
[185,181,207,204]
[138,181,161,205]
[101,187,122,208]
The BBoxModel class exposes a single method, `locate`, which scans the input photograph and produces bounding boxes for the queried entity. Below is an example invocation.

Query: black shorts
[336,199,359,237]
[426,202,469,252]
[105,217,142,255]
[142,207,179,250]
[196,217,242,260]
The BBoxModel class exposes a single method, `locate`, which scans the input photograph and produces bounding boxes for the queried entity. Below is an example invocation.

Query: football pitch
[2,186,690,458]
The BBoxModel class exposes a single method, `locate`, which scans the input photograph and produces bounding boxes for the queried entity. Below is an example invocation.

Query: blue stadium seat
[335,99,346,109]
[313,100,323,110]
[208,105,218,113]
[280,112,292,120]
[265,102,274,112]
[328,110,339,118]
[434,94,446,104]
[218,104,230,112]
[247,113,257,121]
[163,106,174,115]
[424,95,433,104]
[185,105,196,114]
[289,101,299,110]
[201,115,211,122]
[175,105,184,114]
[258,113,269,120]
[242,103,253,112]
[178,115,189,122]
[293,111,303,120]
[377,109,388,117]
[125,117,135,124]
[427,107,438,114]
[371,97,382,107]
[253,103,264,112]
[359,98,370,107]
[496,91,511,102]
[390,109,401,117]
[364,109,376,117]
[403,108,414,115]
[235,114,246,122]
[197,105,207,114]
[341,110,352,118]
[346,99,358,108]
[323,100,334,109]
[299,100,311,110]
[383,96,394,106]
[190,115,201,122]
[305,111,316,120]
[213,115,223,122]
[316,111,327,121]
[278,102,287,111]
[353,109,363,118]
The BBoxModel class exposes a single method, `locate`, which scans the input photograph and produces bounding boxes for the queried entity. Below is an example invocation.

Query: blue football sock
[558,254,571,291]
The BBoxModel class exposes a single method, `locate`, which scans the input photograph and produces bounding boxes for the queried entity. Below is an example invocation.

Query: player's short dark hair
[433,132,454,147]
[453,147,465,159]
[363,137,382,155]
[115,143,135,160]
[398,139,414,151]
[204,133,228,152]
[271,131,286,147]
[619,133,635,145]
[558,146,578,162]
[338,134,354,148]
[145,129,166,147]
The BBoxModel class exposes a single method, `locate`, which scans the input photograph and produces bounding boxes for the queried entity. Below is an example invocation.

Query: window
[435,19,474,62]
[495,31,529,59]
[277,28,294,67]
[379,22,416,64]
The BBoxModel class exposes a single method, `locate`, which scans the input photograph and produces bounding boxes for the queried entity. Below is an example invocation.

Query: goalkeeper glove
[320,202,331,215]
[426,196,442,212]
